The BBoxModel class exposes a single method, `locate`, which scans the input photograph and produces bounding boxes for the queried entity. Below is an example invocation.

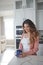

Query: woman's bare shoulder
[21,33,24,38]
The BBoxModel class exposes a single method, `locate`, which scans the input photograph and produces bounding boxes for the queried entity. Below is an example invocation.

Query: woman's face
[23,24,30,33]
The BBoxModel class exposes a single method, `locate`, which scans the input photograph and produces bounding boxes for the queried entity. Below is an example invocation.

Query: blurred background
[0,0,43,56]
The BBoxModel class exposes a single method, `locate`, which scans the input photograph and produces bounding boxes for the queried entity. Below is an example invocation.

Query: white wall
[0,0,15,17]
[0,0,14,10]
[0,10,14,17]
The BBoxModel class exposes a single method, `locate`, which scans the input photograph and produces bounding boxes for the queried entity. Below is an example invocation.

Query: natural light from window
[4,17,14,40]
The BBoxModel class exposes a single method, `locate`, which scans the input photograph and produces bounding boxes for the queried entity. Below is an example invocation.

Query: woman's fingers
[16,54,22,58]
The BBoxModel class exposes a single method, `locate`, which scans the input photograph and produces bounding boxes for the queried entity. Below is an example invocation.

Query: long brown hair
[22,19,39,44]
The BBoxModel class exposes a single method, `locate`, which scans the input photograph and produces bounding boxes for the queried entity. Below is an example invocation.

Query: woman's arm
[28,36,39,55]
[19,43,23,50]
[22,36,39,56]
[18,33,23,50]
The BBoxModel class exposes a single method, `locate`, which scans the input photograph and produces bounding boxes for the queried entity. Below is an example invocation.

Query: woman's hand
[19,53,27,58]
[19,54,23,58]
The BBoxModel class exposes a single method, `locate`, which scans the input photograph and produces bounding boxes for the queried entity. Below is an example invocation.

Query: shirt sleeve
[28,36,39,55]
[19,43,23,50]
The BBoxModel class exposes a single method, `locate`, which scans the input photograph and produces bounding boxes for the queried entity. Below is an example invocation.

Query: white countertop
[8,56,43,65]
[0,48,43,65]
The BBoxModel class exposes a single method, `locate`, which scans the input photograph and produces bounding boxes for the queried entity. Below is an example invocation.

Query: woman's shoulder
[21,33,24,38]
[21,33,27,39]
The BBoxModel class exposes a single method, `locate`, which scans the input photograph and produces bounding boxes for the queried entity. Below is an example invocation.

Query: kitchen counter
[0,48,43,65]
[8,55,43,65]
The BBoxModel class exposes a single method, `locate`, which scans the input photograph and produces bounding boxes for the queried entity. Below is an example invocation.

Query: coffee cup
[16,49,22,57]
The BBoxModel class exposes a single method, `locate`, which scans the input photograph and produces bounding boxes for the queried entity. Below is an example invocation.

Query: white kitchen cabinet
[37,10,43,30]
[23,8,36,24]
[37,44,43,56]
[37,0,43,3]
[15,9,24,25]
[36,2,43,30]
[0,17,1,36]
[15,0,36,25]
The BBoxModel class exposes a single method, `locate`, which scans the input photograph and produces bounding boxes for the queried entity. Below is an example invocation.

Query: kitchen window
[4,17,14,40]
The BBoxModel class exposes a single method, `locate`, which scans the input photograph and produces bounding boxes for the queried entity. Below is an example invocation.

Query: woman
[19,19,39,57]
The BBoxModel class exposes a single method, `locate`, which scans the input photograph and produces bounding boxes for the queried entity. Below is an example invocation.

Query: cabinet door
[23,8,36,24]
[15,0,22,9]
[37,2,43,30]
[15,9,24,25]
[37,10,43,30]
[26,0,33,8]
[37,44,43,56]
